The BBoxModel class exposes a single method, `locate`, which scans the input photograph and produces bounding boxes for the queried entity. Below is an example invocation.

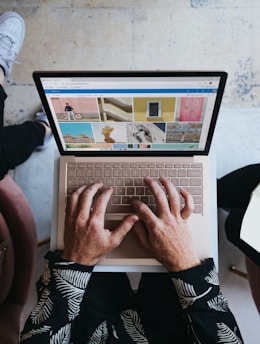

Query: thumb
[111,215,139,246]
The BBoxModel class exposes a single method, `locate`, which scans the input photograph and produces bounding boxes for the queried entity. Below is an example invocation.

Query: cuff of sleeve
[169,258,218,291]
[44,250,95,273]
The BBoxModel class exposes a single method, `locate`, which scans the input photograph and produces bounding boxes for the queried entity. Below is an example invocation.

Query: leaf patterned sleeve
[169,258,244,344]
[20,251,93,343]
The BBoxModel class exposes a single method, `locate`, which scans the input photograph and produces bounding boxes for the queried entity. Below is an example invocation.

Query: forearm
[20,251,93,343]
[170,258,244,344]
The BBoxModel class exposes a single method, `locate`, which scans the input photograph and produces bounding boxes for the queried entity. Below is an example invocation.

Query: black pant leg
[136,273,188,344]
[0,84,6,128]
[71,272,135,343]
[1,121,45,170]
[0,84,46,179]
[0,85,8,179]
[217,164,260,209]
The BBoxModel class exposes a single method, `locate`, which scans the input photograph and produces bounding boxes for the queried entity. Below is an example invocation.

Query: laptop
[33,70,227,271]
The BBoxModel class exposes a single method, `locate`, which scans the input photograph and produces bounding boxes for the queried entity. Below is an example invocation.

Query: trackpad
[105,219,151,259]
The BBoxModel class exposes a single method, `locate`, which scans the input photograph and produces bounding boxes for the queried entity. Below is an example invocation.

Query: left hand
[131,176,200,272]
[62,183,139,266]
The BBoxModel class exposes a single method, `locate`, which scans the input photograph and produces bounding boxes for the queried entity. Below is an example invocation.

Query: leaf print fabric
[20,251,94,343]
[30,288,53,325]
[217,323,243,344]
[20,253,244,344]
[207,294,230,313]
[20,326,51,341]
[50,323,71,344]
[53,268,91,321]
[172,278,212,309]
[121,309,148,343]
[87,321,109,344]
[169,258,244,343]
[204,266,219,285]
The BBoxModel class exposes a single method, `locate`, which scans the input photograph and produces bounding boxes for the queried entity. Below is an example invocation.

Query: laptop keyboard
[66,162,203,214]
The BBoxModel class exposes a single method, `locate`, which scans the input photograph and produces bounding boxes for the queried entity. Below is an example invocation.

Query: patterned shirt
[20,252,243,343]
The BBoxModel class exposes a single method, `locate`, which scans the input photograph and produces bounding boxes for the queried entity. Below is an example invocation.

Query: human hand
[62,183,139,266]
[132,176,201,272]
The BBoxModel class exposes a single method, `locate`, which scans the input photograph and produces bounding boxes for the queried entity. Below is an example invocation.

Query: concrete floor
[0,2,259,342]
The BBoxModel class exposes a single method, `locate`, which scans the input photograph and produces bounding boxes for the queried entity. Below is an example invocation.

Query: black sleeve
[170,258,244,344]
[20,251,94,343]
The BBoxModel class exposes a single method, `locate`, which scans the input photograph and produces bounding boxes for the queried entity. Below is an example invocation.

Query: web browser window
[40,75,221,153]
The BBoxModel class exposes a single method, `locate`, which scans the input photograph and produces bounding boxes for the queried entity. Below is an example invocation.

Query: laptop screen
[33,71,227,157]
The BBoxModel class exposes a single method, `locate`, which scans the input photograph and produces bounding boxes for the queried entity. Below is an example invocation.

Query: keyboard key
[150,169,158,177]
[76,169,85,177]
[113,169,121,177]
[180,178,189,186]
[104,169,112,177]
[125,178,133,186]
[186,187,202,195]
[67,178,77,186]
[178,169,186,177]
[168,169,177,177]
[136,187,145,195]
[193,195,202,204]
[111,195,121,204]
[115,178,124,186]
[67,169,76,177]
[131,169,140,177]
[134,178,142,186]
[190,178,202,186]
[188,169,202,177]
[127,187,135,195]
[194,205,202,214]
[122,169,131,177]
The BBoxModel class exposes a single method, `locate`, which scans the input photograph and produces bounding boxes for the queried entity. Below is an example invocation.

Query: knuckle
[88,215,100,228]
[74,219,84,231]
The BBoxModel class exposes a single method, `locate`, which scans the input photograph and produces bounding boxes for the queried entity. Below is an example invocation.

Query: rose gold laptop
[33,70,227,271]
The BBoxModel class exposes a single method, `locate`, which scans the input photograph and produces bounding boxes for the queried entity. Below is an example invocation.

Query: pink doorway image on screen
[179,97,205,122]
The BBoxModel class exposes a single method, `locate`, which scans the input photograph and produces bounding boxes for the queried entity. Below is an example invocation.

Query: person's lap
[73,272,188,343]
[136,273,188,343]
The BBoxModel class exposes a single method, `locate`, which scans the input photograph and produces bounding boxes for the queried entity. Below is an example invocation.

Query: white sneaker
[0,11,25,78]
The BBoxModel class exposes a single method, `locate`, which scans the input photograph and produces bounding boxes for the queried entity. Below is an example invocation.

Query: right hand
[62,183,138,266]
[131,176,201,272]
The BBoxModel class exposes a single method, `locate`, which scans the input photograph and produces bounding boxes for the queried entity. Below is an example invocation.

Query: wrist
[62,250,98,267]
[164,254,201,272]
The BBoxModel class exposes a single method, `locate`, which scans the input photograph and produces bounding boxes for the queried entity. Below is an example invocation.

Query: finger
[77,183,104,227]
[180,188,194,220]
[110,215,139,247]
[131,198,158,225]
[159,176,181,216]
[91,186,113,219]
[132,220,150,250]
[144,177,170,216]
[65,185,89,227]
